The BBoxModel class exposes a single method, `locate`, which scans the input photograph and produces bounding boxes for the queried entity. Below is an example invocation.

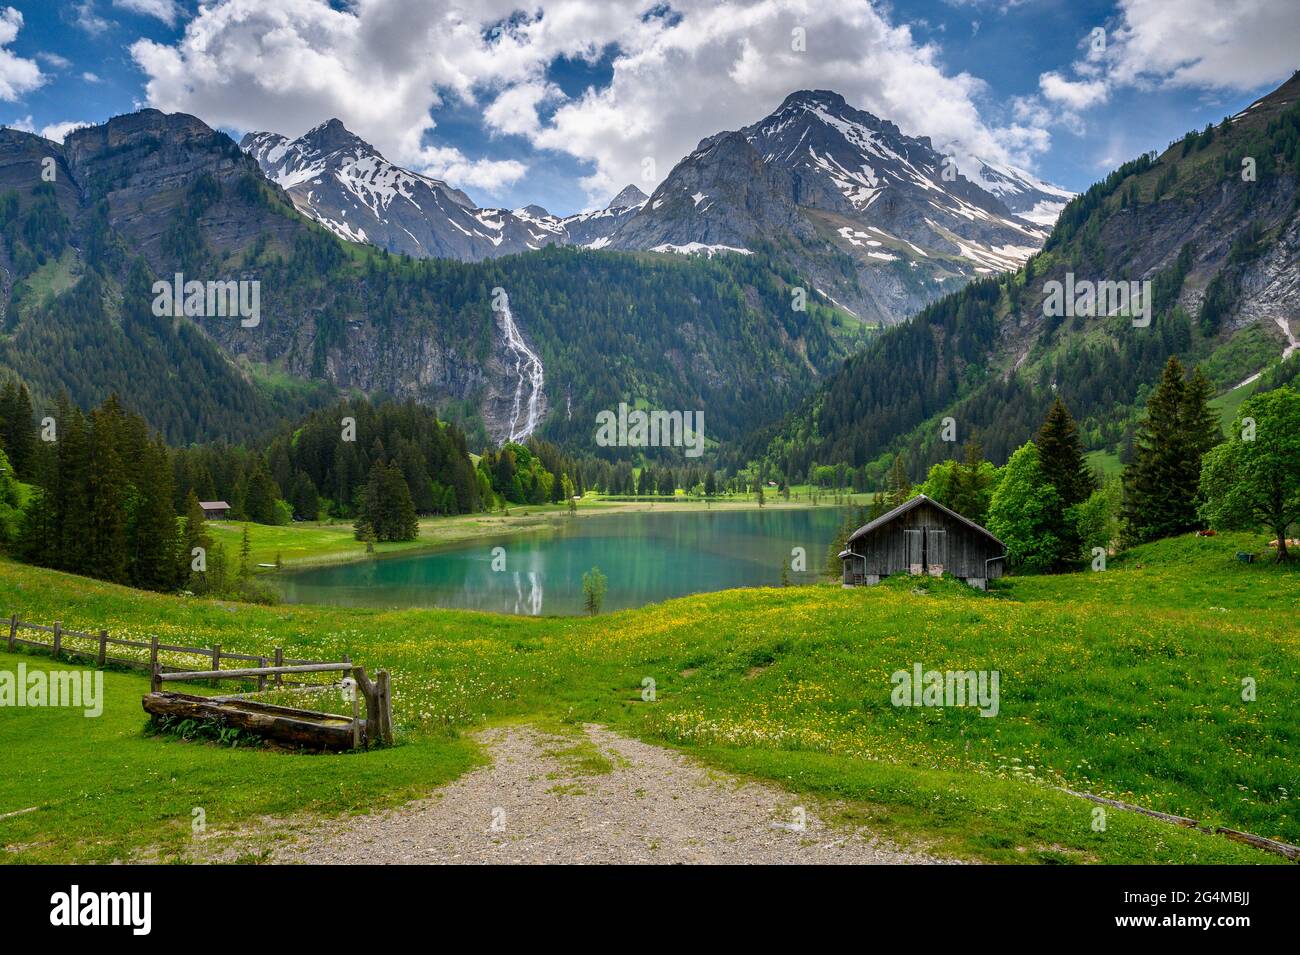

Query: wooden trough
[143,661,393,751]
[143,691,364,751]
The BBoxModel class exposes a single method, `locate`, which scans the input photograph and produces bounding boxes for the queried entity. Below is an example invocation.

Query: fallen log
[142,691,364,751]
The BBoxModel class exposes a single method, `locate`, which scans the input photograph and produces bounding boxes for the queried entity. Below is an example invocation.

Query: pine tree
[885,454,912,508]
[238,526,253,581]
[1036,398,1096,507]
[1123,356,1201,543]
[180,490,210,590]
[1035,398,1096,565]
[87,402,128,583]
[1183,365,1222,463]
[0,379,35,480]
[131,437,179,591]
[244,464,281,524]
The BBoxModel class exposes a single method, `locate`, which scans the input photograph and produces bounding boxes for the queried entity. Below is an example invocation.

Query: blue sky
[2,1,1296,215]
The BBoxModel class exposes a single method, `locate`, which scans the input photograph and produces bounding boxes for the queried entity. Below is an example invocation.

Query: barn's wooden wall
[849,500,1003,579]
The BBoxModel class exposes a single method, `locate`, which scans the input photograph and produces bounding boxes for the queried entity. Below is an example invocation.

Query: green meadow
[0,530,1295,864]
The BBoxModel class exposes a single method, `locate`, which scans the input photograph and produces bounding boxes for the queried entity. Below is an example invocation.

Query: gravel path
[224,723,947,865]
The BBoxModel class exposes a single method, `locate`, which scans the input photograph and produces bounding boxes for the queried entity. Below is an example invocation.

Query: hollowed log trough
[143,691,364,751]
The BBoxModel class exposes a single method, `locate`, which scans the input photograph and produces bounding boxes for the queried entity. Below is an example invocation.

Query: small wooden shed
[839,494,1006,590]
[199,500,231,521]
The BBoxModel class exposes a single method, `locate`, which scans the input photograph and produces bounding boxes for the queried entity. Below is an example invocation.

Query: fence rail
[5,613,346,690]
[4,611,393,747]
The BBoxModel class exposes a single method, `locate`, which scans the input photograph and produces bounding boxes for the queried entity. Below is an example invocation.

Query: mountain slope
[242,94,1066,326]
[241,122,645,260]
[607,90,1057,325]
[746,72,1300,484]
[0,110,854,451]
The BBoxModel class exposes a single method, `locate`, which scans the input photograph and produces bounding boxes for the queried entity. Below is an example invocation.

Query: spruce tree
[180,490,210,590]
[131,437,179,591]
[0,379,35,480]
[87,403,128,583]
[1035,397,1096,565]
[1036,398,1095,507]
[55,398,93,575]
[1123,356,1200,543]
[885,454,912,508]
[1183,365,1222,462]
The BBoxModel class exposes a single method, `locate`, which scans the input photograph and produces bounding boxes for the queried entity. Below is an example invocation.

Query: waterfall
[496,292,544,443]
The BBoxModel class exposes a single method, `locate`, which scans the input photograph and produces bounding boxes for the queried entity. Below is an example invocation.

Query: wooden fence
[6,613,343,690]
[4,612,393,747]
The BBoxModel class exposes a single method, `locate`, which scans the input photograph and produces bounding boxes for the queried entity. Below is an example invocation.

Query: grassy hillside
[0,531,1295,864]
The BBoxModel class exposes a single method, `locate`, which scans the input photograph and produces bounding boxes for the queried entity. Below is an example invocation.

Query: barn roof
[198,501,230,510]
[846,494,1005,548]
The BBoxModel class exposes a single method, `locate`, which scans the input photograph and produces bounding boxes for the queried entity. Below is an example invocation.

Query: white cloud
[129,0,536,197]
[1038,72,1108,110]
[114,0,179,26]
[6,115,89,142]
[1105,0,1299,91]
[38,52,72,70]
[0,8,44,102]
[131,0,1049,205]
[1024,0,1299,134]
[72,2,111,36]
[40,120,92,143]
[413,144,527,192]
[482,81,562,138]
[83,72,102,83]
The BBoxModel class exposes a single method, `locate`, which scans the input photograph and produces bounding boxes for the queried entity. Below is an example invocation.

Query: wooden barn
[198,500,231,521]
[839,494,1006,590]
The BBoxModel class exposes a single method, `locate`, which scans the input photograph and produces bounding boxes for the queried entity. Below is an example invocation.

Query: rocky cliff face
[608,90,1055,325]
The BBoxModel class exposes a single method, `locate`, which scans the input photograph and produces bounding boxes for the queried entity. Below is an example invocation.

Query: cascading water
[496,292,544,443]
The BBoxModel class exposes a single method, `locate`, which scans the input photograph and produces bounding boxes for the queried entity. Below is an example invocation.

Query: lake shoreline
[235,492,869,576]
[267,503,859,615]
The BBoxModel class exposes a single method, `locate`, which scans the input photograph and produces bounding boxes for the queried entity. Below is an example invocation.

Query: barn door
[903,528,923,576]
[927,528,947,577]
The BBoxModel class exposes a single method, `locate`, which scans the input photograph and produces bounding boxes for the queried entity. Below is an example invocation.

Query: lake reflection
[272,507,850,616]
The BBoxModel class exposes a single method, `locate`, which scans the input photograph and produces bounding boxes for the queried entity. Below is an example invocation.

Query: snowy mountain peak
[942,147,1076,226]
[241,123,638,259]
[607,184,649,209]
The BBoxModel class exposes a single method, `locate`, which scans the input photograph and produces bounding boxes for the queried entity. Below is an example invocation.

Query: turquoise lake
[271,507,850,615]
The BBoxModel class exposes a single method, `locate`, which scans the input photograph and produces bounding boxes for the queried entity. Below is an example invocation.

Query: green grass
[1083,449,1123,479]
[1211,376,1261,434]
[0,652,479,863]
[1,529,1296,864]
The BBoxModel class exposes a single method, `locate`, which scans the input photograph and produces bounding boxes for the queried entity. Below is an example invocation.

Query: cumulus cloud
[1104,0,1299,91]
[1038,72,1109,111]
[0,8,45,102]
[131,0,1050,204]
[130,0,535,196]
[1023,0,1298,134]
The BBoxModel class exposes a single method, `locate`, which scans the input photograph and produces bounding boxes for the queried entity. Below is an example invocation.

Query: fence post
[211,644,221,686]
[151,662,161,694]
[274,647,284,686]
[52,621,62,660]
[150,635,159,676]
[376,669,393,745]
[7,615,16,652]
[97,630,108,668]
[258,658,268,692]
